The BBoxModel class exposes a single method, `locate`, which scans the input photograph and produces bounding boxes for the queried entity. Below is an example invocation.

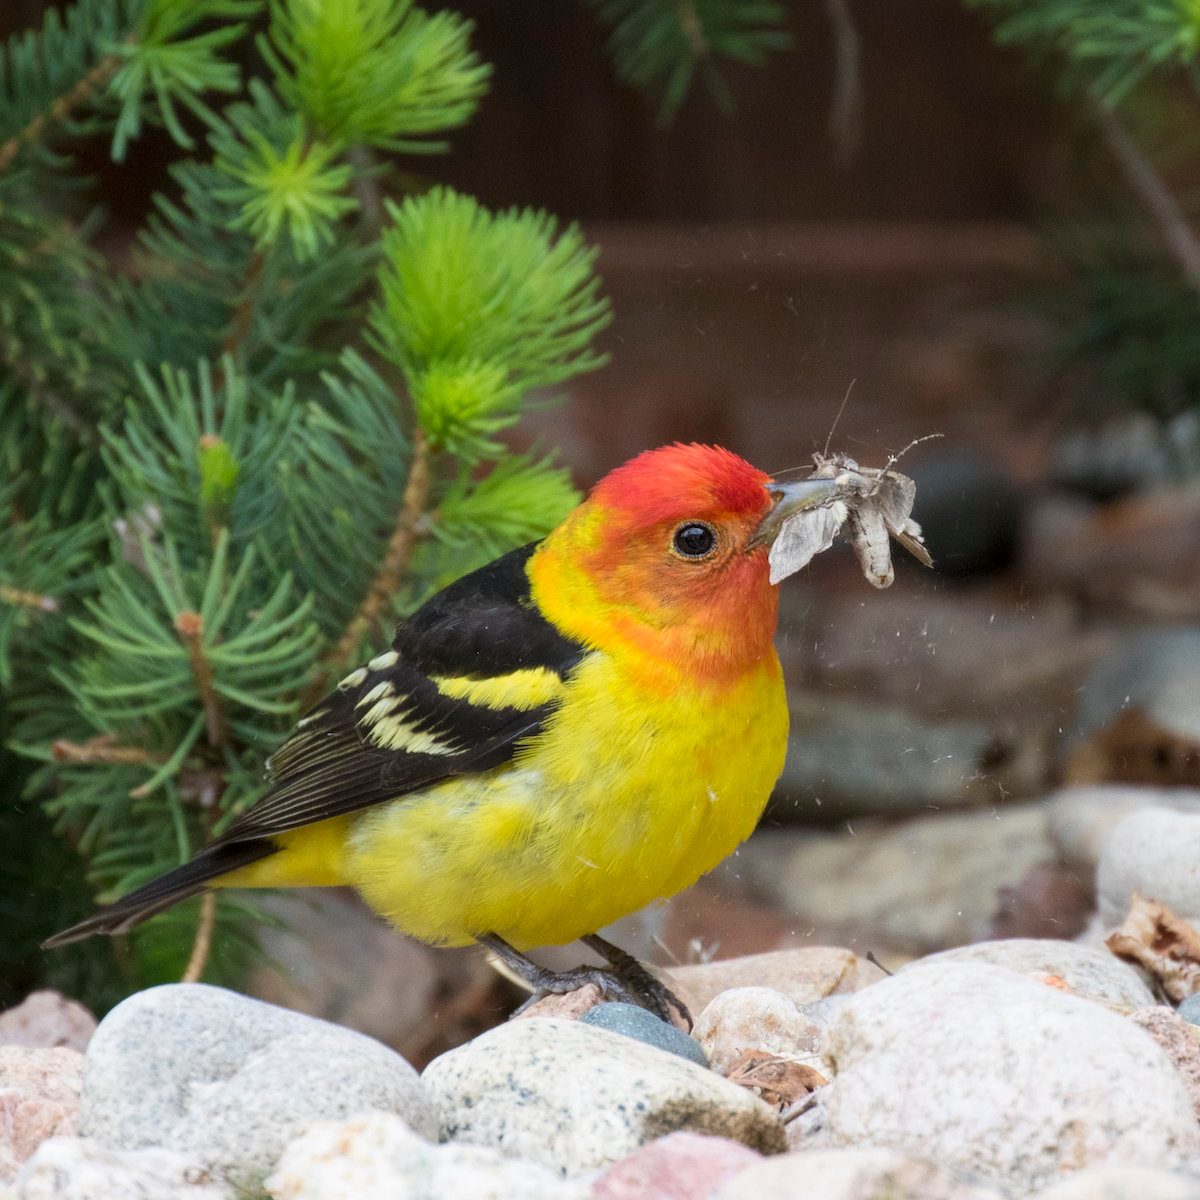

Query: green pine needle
[371,187,611,454]
[110,0,261,161]
[969,0,1200,103]
[587,0,788,119]
[262,0,489,152]
[213,88,358,262]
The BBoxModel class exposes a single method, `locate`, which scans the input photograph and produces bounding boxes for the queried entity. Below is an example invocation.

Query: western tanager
[45,443,836,1022]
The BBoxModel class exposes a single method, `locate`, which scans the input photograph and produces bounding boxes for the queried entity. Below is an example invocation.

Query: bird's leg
[478,932,643,1016]
[581,933,692,1029]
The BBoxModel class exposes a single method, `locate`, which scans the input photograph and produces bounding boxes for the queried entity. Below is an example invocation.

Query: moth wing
[768,500,847,584]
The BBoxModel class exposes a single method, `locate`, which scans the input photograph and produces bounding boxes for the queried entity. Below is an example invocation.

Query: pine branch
[172,602,230,982]
[210,248,269,392]
[0,46,124,174]
[181,892,215,982]
[0,585,58,613]
[1090,98,1200,300]
[174,610,229,748]
[51,736,166,767]
[319,426,432,682]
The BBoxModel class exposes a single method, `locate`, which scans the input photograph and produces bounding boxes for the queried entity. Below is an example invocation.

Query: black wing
[221,541,587,842]
[42,542,587,946]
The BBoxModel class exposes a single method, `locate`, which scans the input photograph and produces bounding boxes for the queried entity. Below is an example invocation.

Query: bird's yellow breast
[339,650,788,949]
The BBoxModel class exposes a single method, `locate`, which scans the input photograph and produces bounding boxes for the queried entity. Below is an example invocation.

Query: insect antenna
[868,431,944,495]
[821,378,857,461]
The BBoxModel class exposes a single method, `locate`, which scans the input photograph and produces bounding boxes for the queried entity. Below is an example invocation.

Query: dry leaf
[768,452,931,588]
[724,1049,829,1109]
[1106,892,1200,1002]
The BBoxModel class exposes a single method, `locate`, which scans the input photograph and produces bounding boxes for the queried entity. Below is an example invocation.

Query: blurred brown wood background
[2,0,1078,479]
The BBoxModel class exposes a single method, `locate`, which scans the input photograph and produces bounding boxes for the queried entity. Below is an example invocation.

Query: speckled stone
[907,939,1154,1010]
[0,993,96,1053]
[14,1137,233,1199]
[819,963,1200,1190]
[423,1017,784,1176]
[80,984,434,1192]
[692,987,824,1076]
[665,948,864,1012]
[591,1131,760,1199]
[580,1003,707,1067]
[1098,808,1200,926]
[0,1047,84,1182]
[1029,1165,1200,1200]
[712,1147,1004,1200]
[265,1112,586,1200]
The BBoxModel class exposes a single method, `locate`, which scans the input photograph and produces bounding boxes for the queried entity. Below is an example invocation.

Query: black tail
[41,839,276,949]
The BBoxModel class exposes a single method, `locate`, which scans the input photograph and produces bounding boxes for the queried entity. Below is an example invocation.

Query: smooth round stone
[1178,995,1200,1027]
[580,1003,708,1068]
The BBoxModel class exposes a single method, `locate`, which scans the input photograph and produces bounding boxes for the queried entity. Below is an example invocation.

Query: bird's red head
[530,445,786,687]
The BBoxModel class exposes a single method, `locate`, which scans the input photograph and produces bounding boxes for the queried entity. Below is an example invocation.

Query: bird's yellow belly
[341,653,788,949]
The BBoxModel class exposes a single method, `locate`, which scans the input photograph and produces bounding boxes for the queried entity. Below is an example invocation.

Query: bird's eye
[672,522,717,558]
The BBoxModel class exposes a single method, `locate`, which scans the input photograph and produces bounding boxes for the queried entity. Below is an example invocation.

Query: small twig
[315,428,433,688]
[181,892,216,984]
[865,949,894,977]
[0,49,124,174]
[676,0,709,58]
[1091,97,1200,298]
[219,249,267,365]
[348,145,385,235]
[0,584,58,612]
[174,611,229,749]
[51,735,167,766]
[823,0,863,168]
[173,610,231,982]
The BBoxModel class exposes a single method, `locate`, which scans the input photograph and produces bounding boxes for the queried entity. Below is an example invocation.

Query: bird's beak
[748,478,839,549]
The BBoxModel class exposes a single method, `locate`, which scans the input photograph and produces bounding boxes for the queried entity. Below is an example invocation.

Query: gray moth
[768,453,932,588]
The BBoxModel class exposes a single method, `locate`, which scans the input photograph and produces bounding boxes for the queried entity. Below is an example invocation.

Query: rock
[773,694,1008,821]
[1180,995,1200,1026]
[816,962,1200,1190]
[907,939,1154,1010]
[1046,786,1200,868]
[0,993,96,1053]
[665,947,869,1012]
[80,983,434,1191]
[734,806,1054,953]
[0,1047,84,1181]
[692,988,824,1075]
[516,984,604,1021]
[265,1112,584,1200]
[711,1147,1004,1200]
[422,1017,784,1175]
[1098,808,1200,926]
[579,1003,707,1067]
[14,1137,233,1199]
[1029,1165,1200,1199]
[987,864,1095,941]
[1128,1007,1200,1121]
[1065,630,1200,786]
[591,1131,759,1199]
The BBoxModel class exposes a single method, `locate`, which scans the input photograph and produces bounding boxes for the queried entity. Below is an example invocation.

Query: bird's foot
[582,933,692,1029]
[479,932,692,1029]
[508,963,642,1017]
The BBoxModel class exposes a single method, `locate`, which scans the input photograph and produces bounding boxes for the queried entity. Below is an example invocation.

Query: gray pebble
[580,1002,708,1067]
[1178,995,1200,1027]
[79,983,434,1192]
